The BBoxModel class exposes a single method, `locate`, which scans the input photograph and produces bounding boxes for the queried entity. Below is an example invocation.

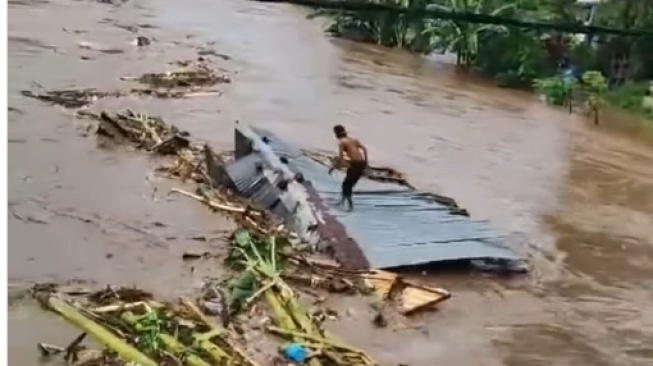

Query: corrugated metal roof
[225,153,289,217]
[237,126,522,270]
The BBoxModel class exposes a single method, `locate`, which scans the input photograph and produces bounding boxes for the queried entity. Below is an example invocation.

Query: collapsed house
[208,124,527,274]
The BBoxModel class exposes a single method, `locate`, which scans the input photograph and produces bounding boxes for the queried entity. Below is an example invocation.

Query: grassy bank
[606,82,653,123]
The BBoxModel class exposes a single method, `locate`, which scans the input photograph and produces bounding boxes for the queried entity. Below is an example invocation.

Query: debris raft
[78,110,191,154]
[21,89,120,108]
[121,61,230,89]
[74,109,453,315]
[76,109,281,235]
[33,286,262,366]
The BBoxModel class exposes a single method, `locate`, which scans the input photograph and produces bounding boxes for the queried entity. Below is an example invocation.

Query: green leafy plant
[607,82,652,117]
[533,75,576,106]
[133,311,165,353]
[581,70,608,107]
[222,229,292,313]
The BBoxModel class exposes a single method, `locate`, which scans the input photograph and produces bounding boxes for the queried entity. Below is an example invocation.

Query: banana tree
[312,0,408,47]
[423,0,516,66]
[311,0,440,50]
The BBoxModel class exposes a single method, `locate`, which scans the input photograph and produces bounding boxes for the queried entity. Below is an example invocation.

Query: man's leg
[345,162,365,211]
[341,167,355,210]
[336,191,345,206]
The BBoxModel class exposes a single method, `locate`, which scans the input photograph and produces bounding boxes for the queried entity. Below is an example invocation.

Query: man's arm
[329,141,345,174]
[357,140,368,163]
[338,141,346,164]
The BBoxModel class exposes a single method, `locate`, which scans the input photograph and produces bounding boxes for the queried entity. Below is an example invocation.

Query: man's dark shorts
[342,160,367,198]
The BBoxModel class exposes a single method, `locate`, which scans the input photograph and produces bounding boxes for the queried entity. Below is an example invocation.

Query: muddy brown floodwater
[8,0,653,365]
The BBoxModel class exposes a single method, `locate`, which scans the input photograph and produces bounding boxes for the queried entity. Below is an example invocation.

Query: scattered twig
[169,188,247,214]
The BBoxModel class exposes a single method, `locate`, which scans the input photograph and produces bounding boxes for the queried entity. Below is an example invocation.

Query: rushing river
[8,0,653,365]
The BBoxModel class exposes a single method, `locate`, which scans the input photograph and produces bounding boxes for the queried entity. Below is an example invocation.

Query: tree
[422,0,516,66]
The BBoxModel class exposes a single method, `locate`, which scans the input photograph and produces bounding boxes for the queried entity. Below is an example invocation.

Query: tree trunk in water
[593,106,599,126]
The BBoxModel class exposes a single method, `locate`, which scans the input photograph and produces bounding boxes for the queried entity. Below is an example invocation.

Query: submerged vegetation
[311,0,653,121]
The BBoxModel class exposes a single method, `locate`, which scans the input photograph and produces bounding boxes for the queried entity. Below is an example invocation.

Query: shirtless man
[328,125,368,211]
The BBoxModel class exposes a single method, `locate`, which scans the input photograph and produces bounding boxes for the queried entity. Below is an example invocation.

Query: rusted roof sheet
[230,125,523,271]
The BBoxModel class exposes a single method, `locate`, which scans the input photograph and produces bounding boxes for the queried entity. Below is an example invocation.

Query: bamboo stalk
[181,298,265,366]
[278,290,375,364]
[170,188,247,213]
[264,290,298,331]
[265,290,322,366]
[268,290,376,366]
[91,301,164,313]
[267,326,373,363]
[181,298,224,334]
[120,112,162,145]
[121,311,214,366]
[274,287,322,339]
[245,279,278,306]
[44,296,158,366]
[191,330,232,362]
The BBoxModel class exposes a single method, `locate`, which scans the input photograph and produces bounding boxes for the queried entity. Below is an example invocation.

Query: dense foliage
[312,0,653,116]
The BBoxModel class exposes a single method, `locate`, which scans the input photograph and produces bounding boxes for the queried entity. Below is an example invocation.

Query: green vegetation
[311,0,653,120]
[533,74,576,106]
[533,70,608,123]
[607,82,653,120]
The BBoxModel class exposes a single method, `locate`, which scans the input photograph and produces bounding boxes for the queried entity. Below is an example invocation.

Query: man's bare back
[339,137,365,162]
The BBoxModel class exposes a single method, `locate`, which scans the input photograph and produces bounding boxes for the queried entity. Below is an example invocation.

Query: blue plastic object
[562,66,579,82]
[283,343,308,363]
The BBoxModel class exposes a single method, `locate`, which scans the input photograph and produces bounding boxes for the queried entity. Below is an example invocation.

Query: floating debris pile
[33,285,263,366]
[32,228,451,365]
[77,110,192,154]
[121,61,231,89]
[21,88,121,109]
[208,229,378,366]
[22,60,228,108]
[76,109,282,235]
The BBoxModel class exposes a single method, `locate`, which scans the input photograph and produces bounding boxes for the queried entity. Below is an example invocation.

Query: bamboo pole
[181,298,264,366]
[121,311,214,366]
[44,297,158,366]
[267,326,368,356]
[170,188,248,213]
[265,290,323,366]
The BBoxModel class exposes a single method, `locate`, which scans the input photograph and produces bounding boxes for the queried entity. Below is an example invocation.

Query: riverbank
[9,0,653,365]
[306,7,653,128]
[607,82,653,123]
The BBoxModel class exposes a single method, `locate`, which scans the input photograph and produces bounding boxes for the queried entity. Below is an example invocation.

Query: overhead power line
[256,0,653,37]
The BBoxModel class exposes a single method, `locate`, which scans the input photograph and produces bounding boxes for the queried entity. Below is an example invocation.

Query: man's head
[333,124,347,139]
